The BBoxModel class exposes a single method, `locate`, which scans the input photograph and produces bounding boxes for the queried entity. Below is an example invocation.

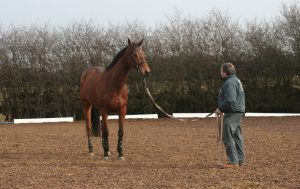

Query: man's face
[220,68,227,79]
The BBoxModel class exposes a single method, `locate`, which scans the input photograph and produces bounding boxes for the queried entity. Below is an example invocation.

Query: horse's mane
[105,46,128,71]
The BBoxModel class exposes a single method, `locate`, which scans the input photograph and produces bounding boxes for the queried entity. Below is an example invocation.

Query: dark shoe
[239,162,246,167]
[221,163,239,169]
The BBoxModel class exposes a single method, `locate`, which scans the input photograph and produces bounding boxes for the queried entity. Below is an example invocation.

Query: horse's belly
[97,87,128,112]
[102,95,127,112]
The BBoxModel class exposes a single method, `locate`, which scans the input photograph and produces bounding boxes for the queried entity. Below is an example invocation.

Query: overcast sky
[0,0,295,27]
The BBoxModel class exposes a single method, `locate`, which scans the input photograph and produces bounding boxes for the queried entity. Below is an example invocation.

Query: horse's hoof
[118,156,125,161]
[89,153,94,157]
[103,156,109,160]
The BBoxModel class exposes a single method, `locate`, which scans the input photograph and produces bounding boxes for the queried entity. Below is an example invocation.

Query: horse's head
[128,38,150,76]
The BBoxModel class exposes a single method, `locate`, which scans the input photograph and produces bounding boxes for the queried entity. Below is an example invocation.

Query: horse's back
[80,66,105,104]
[80,66,105,83]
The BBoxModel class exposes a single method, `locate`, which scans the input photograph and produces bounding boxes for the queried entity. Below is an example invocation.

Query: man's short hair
[221,63,236,75]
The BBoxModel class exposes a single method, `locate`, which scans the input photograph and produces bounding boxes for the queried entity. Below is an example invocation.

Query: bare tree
[277,1,300,58]
[203,9,243,63]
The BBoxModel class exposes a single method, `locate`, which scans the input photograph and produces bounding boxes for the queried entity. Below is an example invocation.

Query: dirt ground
[0,117,299,189]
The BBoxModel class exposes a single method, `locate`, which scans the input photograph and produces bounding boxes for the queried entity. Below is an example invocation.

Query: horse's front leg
[101,112,110,160]
[117,107,126,160]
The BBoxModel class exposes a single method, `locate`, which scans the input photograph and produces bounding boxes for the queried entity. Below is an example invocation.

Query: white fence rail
[173,112,300,118]
[245,113,300,117]
[173,113,214,118]
[5,113,300,124]
[14,117,74,124]
[104,114,158,120]
[12,114,158,124]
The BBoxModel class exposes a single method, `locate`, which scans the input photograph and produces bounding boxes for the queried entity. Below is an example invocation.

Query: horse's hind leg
[101,112,110,160]
[83,104,94,156]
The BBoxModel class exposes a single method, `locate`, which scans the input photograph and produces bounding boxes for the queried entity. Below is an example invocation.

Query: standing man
[215,63,245,168]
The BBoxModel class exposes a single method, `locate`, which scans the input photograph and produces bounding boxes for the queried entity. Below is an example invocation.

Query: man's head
[220,62,236,78]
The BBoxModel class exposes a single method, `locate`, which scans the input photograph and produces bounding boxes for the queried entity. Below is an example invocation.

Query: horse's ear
[128,38,133,47]
[136,38,144,48]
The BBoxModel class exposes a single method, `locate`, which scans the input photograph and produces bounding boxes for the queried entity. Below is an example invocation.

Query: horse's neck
[109,59,130,90]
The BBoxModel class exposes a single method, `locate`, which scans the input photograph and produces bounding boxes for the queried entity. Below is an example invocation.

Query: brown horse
[80,38,150,160]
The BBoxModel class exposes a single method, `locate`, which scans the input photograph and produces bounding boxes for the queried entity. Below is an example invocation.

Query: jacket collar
[222,74,236,81]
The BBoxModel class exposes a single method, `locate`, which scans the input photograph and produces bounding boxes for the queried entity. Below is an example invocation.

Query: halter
[131,54,147,71]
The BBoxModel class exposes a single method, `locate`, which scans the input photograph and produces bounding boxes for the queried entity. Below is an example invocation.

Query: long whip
[216,113,224,165]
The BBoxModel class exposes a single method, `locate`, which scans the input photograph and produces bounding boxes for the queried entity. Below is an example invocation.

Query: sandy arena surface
[0,117,299,188]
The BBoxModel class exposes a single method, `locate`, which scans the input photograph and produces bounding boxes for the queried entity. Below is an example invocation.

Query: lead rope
[217,113,224,165]
[143,78,186,121]
[143,78,213,121]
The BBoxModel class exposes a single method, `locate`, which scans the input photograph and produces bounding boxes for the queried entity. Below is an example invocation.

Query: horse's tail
[91,107,101,137]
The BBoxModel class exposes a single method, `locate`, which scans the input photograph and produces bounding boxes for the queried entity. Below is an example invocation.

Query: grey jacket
[218,74,245,113]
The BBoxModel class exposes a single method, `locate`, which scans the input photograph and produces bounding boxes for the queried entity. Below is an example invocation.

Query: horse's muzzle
[137,62,150,76]
[138,68,150,78]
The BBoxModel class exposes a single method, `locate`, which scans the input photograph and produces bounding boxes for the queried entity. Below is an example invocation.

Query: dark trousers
[222,113,244,164]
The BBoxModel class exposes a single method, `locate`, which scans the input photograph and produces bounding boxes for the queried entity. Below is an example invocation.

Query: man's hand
[214,108,223,116]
